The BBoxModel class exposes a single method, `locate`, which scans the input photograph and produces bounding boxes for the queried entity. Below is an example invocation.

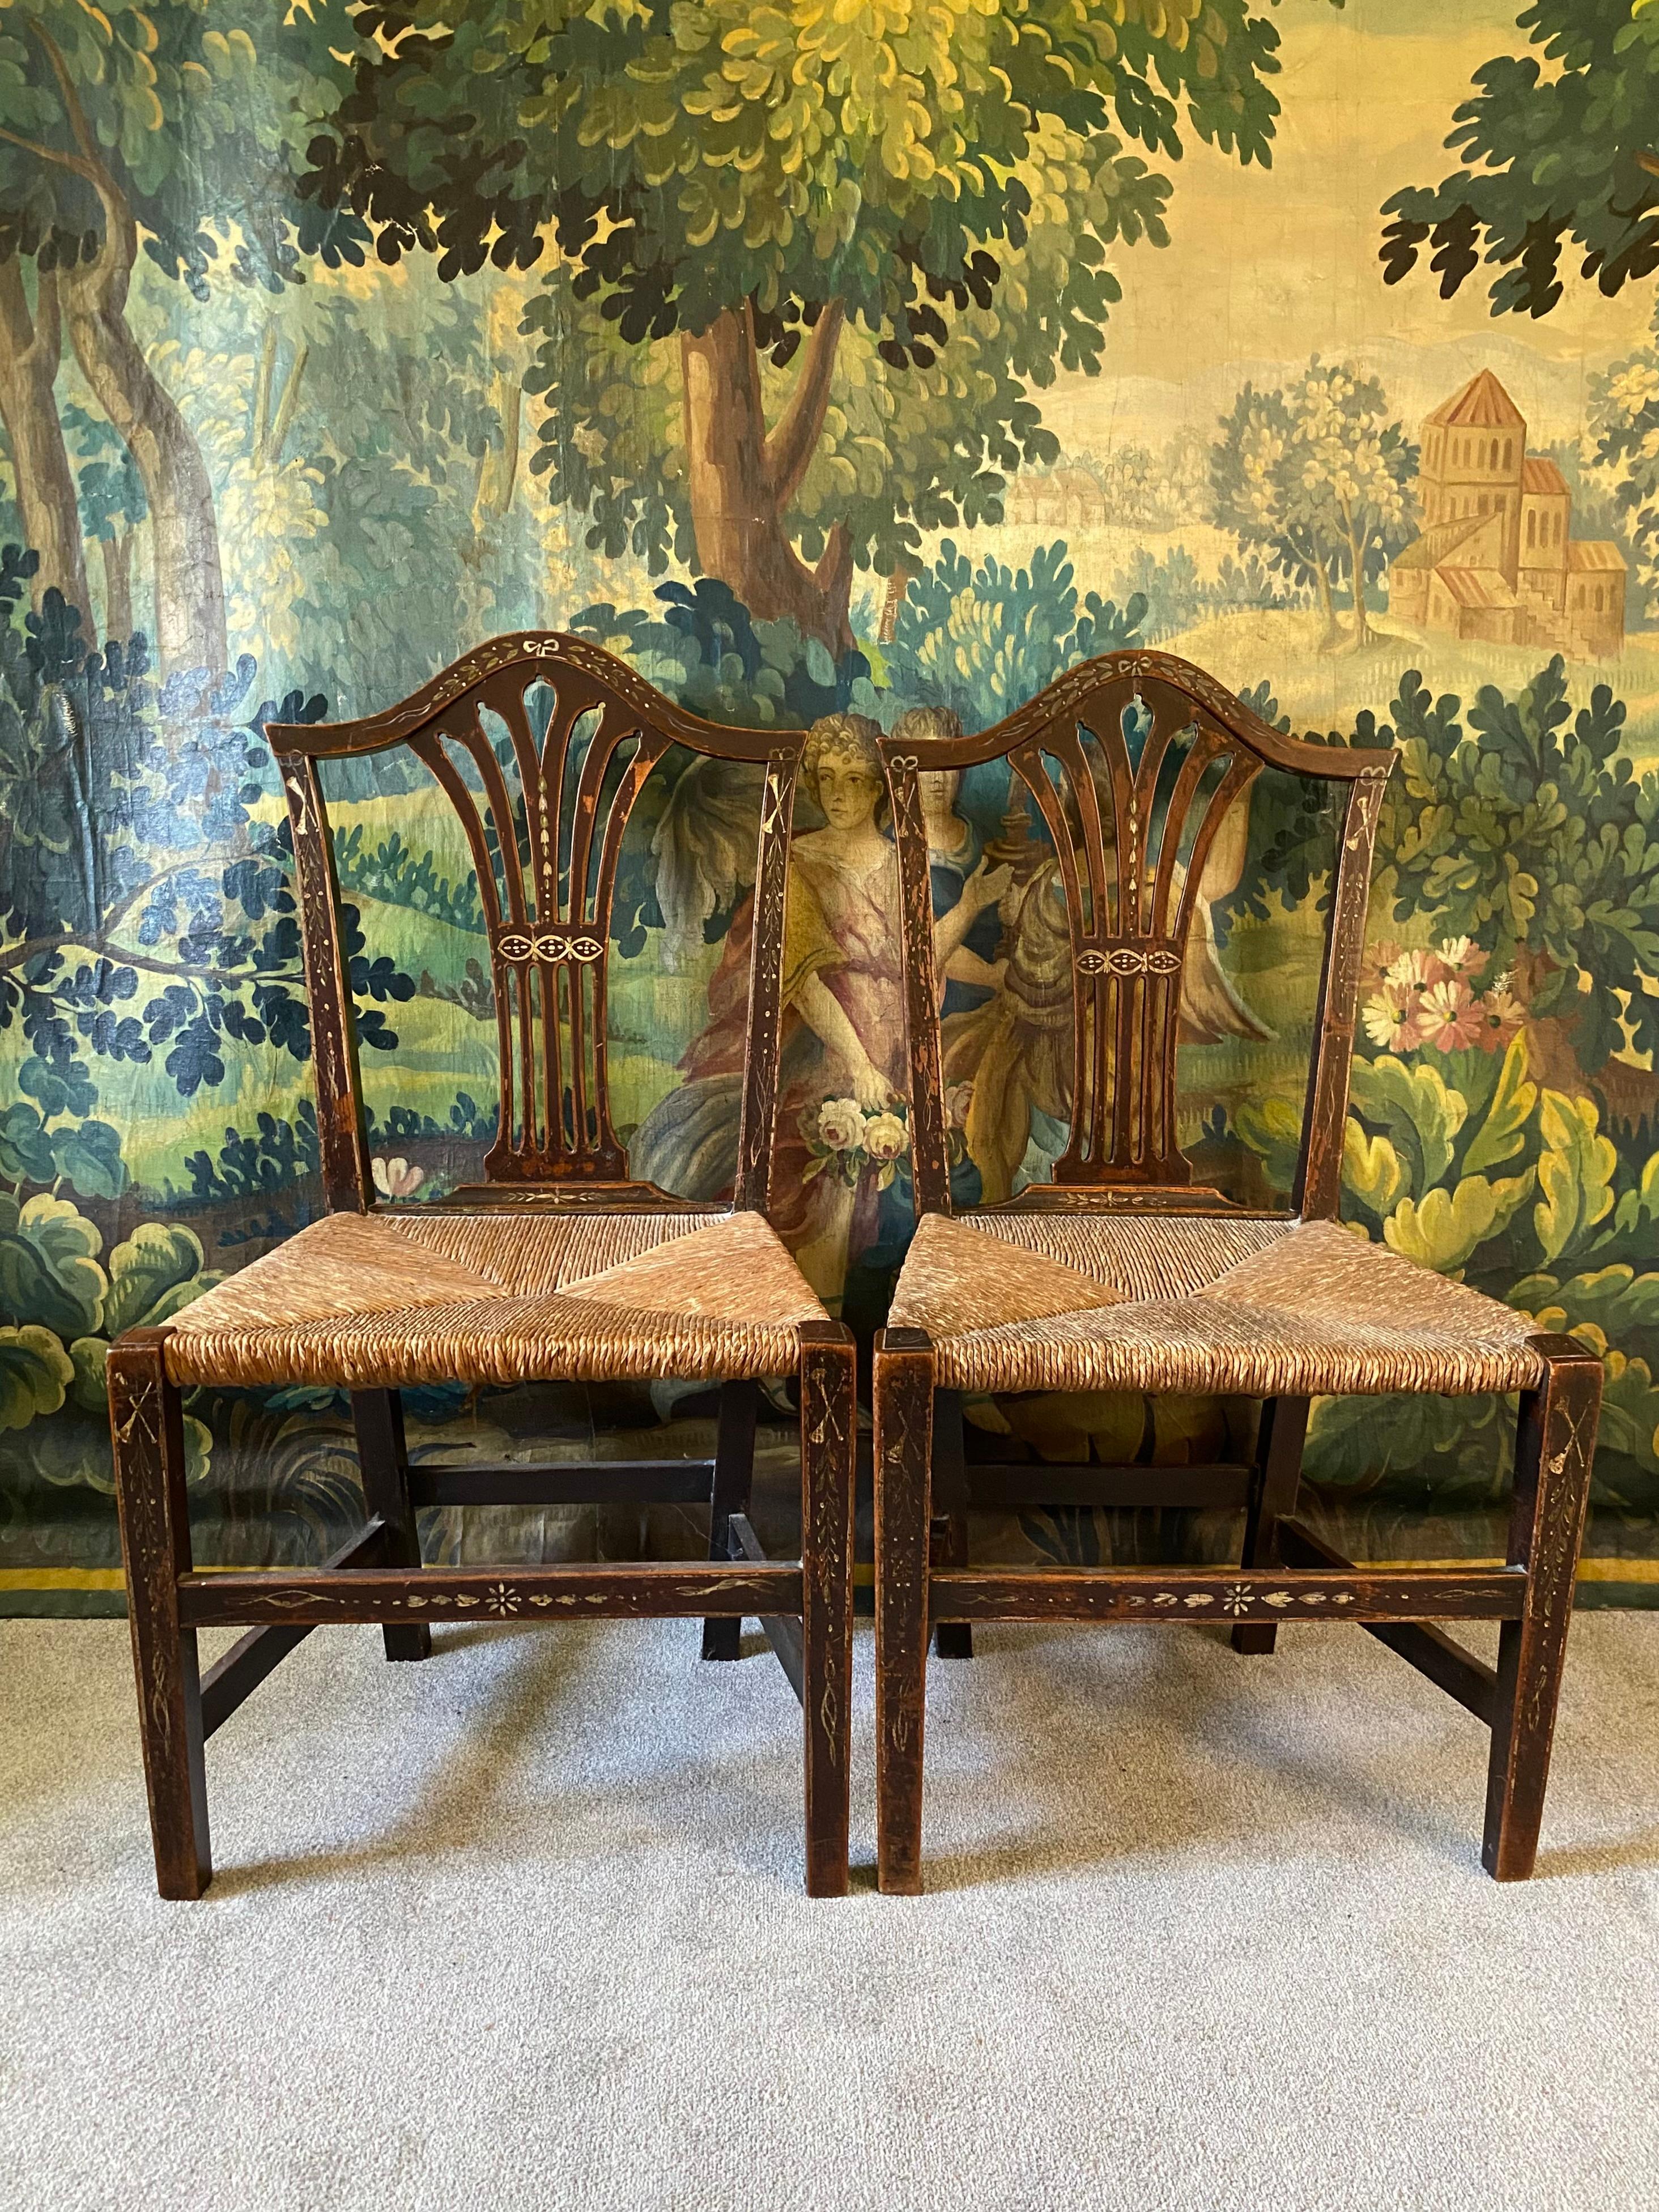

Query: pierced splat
[1001,670,1260,1186]
[267,634,803,1213]
[880,650,1396,1217]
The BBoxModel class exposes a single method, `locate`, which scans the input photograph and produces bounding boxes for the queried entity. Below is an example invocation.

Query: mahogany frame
[871,648,1603,1891]
[109,635,856,1900]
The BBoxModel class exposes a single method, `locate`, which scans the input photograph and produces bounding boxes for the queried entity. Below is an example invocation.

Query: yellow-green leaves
[1349,1051,1466,1190]
[1462,1032,1536,1173]
[1384,1171,1533,1275]
[0,1327,74,1434]
[1342,1118,1404,1220]
[1535,1088,1618,1262]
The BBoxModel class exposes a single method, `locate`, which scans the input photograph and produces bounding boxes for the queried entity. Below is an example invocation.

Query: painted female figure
[634,714,1001,1304]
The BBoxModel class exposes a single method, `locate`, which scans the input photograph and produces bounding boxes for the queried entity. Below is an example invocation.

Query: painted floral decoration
[1362,940,1525,1060]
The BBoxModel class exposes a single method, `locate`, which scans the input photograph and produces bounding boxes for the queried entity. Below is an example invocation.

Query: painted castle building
[1391,369,1626,657]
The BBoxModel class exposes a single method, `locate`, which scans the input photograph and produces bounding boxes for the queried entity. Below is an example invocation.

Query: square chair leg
[874,1329,935,1895]
[798,1325,857,1897]
[702,1380,758,1664]
[109,1328,211,1900]
[352,1389,431,1663]
[1231,1396,1311,1657]
[1483,1337,1602,1880]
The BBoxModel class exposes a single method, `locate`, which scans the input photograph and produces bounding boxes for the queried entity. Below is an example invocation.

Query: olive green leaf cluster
[1380,0,1659,317]
[1373,660,1659,1077]
[0,1192,215,1479]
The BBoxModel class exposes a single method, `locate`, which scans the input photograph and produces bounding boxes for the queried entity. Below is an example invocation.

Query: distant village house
[1391,370,1626,657]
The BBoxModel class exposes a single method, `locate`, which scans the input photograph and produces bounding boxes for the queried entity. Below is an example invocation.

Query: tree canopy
[1380,0,1659,318]
[301,0,1329,644]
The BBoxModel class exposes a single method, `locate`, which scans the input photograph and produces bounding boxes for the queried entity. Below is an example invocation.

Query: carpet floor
[2,1609,1658,2211]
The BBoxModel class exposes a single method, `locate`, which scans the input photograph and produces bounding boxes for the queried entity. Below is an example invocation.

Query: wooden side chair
[109,634,856,1900]
[872,648,1602,1894]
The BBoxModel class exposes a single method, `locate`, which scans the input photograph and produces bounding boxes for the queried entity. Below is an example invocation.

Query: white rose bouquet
[801,1096,913,1191]
[800,1086,973,1193]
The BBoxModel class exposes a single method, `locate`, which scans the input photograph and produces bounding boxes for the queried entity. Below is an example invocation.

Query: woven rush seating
[870,648,1604,1898]
[165,1209,827,1389]
[887,1213,1543,1399]
[107,635,857,1904]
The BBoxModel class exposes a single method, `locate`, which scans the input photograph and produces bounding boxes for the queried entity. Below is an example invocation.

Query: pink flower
[816,1098,865,1152]
[1437,935,1488,979]
[1416,977,1483,1052]
[1476,985,1526,1051]
[863,1111,910,1163]
[945,1082,975,1130]
[1363,985,1416,1052]
[1386,946,1449,992]
[372,1156,424,1199]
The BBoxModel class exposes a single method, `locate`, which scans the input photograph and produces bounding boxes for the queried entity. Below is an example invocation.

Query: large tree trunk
[62,243,226,679]
[679,302,853,654]
[0,259,90,630]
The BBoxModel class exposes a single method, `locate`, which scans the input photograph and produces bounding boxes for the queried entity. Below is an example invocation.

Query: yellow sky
[1041,0,1653,453]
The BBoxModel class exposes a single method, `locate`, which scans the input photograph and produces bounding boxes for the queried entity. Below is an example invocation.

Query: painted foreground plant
[802,1098,912,1194]
[1362,938,1526,1059]
[801,1088,971,1194]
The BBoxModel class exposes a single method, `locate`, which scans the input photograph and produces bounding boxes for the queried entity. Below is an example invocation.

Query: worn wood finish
[931,1391,973,1660]
[879,648,1396,1206]
[799,1321,856,1898]
[352,1390,430,1662]
[269,635,804,1203]
[1231,1395,1312,1657]
[870,649,1606,1889]
[874,1328,936,1895]
[1278,1517,1498,1723]
[199,1522,388,1737]
[1484,1334,1602,1880]
[704,1380,759,1662]
[929,1566,1527,1624]
[1295,770,1392,1218]
[177,1562,802,1627]
[108,1327,210,1900]
[274,751,374,1213]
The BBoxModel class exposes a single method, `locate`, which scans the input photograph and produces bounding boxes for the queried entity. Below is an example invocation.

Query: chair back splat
[878,650,1396,1222]
[267,634,802,1217]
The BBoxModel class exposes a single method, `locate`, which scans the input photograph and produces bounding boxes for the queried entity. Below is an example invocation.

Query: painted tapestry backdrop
[3,0,1659,1613]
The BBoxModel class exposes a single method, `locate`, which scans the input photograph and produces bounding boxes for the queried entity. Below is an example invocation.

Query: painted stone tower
[1392,369,1626,657]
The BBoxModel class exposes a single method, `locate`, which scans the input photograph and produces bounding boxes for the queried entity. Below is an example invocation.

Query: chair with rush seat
[108,633,856,1899]
[871,648,1602,1895]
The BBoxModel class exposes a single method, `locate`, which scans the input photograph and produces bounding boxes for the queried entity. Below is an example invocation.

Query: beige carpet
[3,1610,1659,2211]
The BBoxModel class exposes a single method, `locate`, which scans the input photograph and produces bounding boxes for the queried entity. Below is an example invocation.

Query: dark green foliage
[571,580,873,730]
[333,826,484,936]
[1380,1,1659,317]
[0,601,418,1101]
[882,541,1146,733]
[1377,660,1659,1072]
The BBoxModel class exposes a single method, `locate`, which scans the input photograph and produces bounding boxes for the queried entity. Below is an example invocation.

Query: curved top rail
[264,631,785,764]
[876,648,1396,782]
